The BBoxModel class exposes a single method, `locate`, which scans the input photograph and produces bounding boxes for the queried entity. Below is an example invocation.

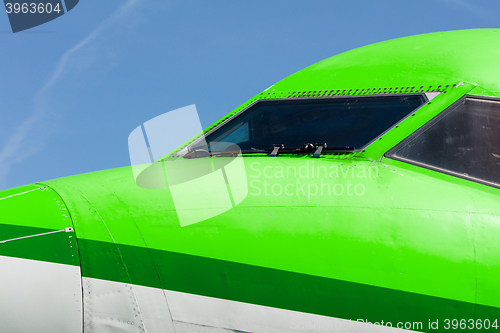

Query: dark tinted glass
[388,98,500,187]
[204,96,425,151]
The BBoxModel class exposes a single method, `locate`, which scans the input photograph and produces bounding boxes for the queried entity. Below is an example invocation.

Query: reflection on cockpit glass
[202,96,426,152]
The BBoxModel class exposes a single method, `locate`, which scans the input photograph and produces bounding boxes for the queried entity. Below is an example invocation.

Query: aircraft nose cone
[0,184,83,333]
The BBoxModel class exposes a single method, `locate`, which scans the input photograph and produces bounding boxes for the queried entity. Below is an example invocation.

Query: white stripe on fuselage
[0,256,419,332]
[0,186,46,201]
[165,290,419,333]
[0,255,82,333]
[0,226,73,243]
[84,277,418,333]
[82,277,176,333]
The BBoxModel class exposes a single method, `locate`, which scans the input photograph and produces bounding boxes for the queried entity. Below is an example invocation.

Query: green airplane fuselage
[2,29,500,332]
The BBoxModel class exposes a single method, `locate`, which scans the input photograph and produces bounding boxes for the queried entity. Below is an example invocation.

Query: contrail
[440,0,490,18]
[0,0,142,188]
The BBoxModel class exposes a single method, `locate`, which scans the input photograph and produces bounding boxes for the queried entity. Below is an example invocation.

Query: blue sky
[1,0,500,190]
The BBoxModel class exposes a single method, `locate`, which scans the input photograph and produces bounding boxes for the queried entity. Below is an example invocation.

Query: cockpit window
[203,95,426,152]
[387,97,500,187]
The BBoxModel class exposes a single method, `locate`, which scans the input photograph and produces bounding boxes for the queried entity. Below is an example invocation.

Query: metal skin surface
[0,185,82,332]
[2,29,500,332]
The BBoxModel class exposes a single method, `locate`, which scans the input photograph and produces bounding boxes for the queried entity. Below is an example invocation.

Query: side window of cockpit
[387,97,500,187]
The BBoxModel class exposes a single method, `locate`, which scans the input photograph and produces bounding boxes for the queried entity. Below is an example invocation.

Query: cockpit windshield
[203,95,426,153]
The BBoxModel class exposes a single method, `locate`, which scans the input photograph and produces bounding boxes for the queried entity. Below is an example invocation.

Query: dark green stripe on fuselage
[0,184,80,266]
[0,224,79,266]
[77,237,500,332]
[2,221,498,331]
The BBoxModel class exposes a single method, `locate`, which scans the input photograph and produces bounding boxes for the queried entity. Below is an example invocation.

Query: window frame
[196,93,430,154]
[385,95,500,189]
